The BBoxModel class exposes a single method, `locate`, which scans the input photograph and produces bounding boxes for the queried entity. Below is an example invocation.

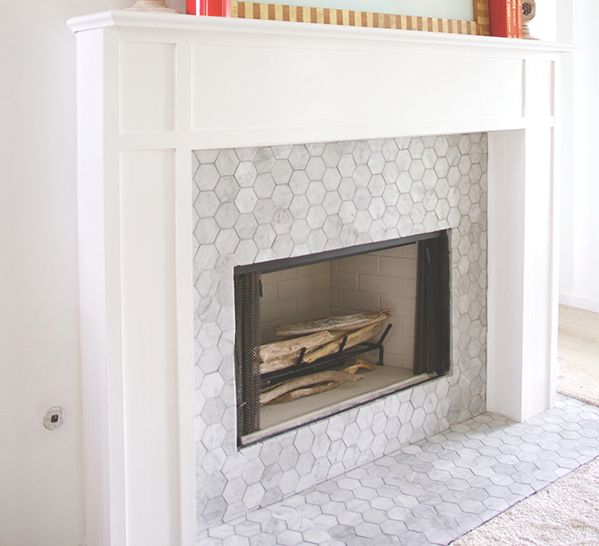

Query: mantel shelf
[68,10,574,54]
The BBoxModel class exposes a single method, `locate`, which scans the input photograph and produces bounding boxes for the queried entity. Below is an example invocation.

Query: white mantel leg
[76,28,194,546]
[487,127,558,421]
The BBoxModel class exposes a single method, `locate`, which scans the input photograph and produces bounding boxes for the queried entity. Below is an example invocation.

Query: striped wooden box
[232,0,490,36]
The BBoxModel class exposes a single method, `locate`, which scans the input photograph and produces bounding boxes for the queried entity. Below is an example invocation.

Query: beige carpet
[453,457,599,546]
[558,305,599,406]
[454,305,599,545]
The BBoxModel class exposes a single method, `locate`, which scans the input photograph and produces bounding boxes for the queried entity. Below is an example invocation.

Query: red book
[515,0,523,38]
[187,0,230,16]
[489,0,519,38]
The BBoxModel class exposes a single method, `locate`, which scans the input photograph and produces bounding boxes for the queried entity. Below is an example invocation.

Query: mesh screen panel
[234,272,262,438]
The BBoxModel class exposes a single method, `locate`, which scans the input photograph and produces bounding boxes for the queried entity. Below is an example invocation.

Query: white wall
[557,0,575,308]
[558,0,599,313]
[0,2,184,546]
[528,0,557,41]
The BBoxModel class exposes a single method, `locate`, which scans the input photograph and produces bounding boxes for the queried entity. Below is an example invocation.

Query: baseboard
[559,293,599,314]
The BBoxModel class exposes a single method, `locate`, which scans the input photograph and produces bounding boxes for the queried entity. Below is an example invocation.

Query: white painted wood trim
[115,117,556,152]
[486,129,526,421]
[174,39,196,546]
[549,57,561,409]
[67,10,574,54]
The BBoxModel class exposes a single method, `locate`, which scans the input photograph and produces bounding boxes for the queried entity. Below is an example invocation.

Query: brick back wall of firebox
[331,243,417,369]
[260,262,332,342]
[259,243,417,368]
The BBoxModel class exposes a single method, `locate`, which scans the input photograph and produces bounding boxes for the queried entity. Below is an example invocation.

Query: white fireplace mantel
[68,11,571,546]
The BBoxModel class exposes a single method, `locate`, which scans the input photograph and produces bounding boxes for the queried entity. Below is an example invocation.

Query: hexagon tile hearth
[196,396,599,545]
[192,134,488,531]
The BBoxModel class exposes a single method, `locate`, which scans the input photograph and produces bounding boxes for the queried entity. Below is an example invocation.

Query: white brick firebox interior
[69,11,571,546]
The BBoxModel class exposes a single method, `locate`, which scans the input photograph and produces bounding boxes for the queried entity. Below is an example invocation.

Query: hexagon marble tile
[193,134,489,533]
[197,396,599,545]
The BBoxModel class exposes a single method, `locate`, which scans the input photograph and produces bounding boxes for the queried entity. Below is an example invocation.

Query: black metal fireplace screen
[234,230,450,443]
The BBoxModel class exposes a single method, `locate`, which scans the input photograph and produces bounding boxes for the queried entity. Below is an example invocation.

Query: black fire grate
[261,323,393,389]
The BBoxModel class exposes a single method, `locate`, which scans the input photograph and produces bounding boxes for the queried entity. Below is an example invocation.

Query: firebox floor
[260,366,429,434]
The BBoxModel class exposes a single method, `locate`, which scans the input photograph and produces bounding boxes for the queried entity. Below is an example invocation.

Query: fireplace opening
[234,230,450,445]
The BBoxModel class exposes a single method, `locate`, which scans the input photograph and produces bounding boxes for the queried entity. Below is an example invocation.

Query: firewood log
[269,382,338,403]
[344,358,376,374]
[261,361,375,405]
[301,320,386,364]
[275,311,390,337]
[260,370,363,405]
[260,320,386,374]
[258,331,338,374]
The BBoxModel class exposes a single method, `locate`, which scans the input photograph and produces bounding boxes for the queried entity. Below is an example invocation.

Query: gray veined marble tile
[306,181,327,206]
[215,149,240,176]
[338,154,357,177]
[323,191,342,216]
[367,151,386,175]
[235,188,258,215]
[382,139,399,162]
[271,159,293,185]
[288,145,310,170]
[306,205,327,230]
[235,162,258,188]
[322,167,342,191]
[253,173,275,199]
[289,195,310,220]
[253,147,276,174]
[408,138,425,160]
[368,174,386,197]
[234,214,258,240]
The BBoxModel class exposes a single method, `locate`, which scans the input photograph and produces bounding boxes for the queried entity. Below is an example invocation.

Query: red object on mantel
[186,0,230,16]
[489,0,522,38]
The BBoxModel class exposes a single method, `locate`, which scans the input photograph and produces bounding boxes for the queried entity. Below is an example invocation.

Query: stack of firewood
[259,311,390,405]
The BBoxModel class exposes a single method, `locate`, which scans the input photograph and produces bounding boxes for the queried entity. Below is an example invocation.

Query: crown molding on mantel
[67,10,574,54]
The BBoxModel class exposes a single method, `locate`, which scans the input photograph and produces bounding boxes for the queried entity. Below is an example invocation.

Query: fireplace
[70,12,564,541]
[234,232,450,444]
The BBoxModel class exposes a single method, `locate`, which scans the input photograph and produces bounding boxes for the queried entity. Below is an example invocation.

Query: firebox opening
[234,231,450,446]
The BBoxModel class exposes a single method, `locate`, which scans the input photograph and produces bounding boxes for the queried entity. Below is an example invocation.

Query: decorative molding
[232,0,490,36]
[66,12,575,56]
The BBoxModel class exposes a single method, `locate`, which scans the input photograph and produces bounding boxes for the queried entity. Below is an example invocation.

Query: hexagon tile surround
[193,134,488,533]
[197,396,599,545]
